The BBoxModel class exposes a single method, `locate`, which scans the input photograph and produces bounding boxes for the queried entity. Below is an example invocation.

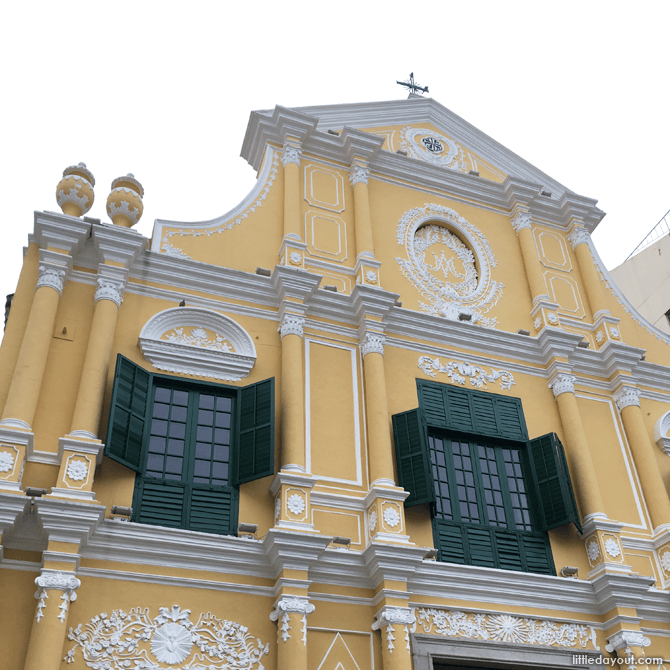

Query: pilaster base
[364,485,412,545]
[271,471,317,532]
[48,437,104,500]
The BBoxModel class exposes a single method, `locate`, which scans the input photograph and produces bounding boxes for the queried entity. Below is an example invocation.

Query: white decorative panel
[535,229,572,271]
[305,211,348,262]
[304,163,345,213]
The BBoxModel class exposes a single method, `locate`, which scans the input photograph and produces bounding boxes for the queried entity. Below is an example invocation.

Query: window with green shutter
[105,355,274,536]
[392,381,582,576]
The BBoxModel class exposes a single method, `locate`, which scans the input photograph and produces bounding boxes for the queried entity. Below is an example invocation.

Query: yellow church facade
[2,96,670,670]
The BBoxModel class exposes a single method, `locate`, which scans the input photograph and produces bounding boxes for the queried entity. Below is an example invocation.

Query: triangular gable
[316,632,362,670]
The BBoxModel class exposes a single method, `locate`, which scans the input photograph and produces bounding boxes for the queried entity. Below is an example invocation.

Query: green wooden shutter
[104,355,151,471]
[135,479,186,528]
[416,380,528,442]
[392,409,434,507]
[234,378,275,485]
[433,519,466,564]
[527,432,582,534]
[187,486,237,535]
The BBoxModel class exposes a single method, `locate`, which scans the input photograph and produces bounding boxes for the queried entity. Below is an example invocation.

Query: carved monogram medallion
[395,204,503,327]
[399,127,468,171]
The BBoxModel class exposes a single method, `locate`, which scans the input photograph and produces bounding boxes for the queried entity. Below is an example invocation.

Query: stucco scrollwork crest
[415,608,599,649]
[65,604,269,668]
[139,307,257,381]
[395,204,503,328]
[399,127,468,172]
[419,356,515,391]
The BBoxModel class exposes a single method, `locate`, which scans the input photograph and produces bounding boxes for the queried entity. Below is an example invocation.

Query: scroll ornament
[418,356,515,391]
[65,604,269,669]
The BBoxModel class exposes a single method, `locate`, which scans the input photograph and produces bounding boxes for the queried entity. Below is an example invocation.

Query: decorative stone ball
[106,173,144,227]
[56,163,95,218]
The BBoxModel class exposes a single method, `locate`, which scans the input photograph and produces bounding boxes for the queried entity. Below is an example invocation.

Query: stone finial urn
[56,163,95,217]
[106,173,144,227]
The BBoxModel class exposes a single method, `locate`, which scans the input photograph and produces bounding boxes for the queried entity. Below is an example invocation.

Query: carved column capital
[279,313,305,339]
[510,211,532,234]
[614,386,641,411]
[605,630,651,653]
[349,160,370,187]
[270,596,314,645]
[281,142,302,168]
[360,332,385,357]
[568,225,591,250]
[34,570,81,623]
[36,264,66,294]
[371,606,416,630]
[94,277,125,306]
[548,373,576,398]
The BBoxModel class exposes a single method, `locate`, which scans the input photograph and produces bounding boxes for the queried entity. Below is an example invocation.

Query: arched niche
[138,307,257,381]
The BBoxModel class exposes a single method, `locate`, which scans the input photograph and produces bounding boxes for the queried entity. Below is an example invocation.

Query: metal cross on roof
[396,72,429,96]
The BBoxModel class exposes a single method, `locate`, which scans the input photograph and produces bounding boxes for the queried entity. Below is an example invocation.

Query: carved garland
[395,204,503,328]
[65,605,269,669]
[414,608,599,649]
[419,356,515,391]
[161,151,279,259]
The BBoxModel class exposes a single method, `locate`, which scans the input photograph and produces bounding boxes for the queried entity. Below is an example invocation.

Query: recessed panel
[304,163,345,212]
[547,273,585,318]
[306,211,348,262]
[536,230,572,270]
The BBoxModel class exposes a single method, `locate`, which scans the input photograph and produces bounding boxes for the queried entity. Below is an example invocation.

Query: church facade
[1,96,670,670]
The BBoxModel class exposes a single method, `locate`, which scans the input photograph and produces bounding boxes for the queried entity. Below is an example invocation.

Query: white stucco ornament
[66,460,89,482]
[287,494,305,516]
[0,450,15,473]
[596,330,604,343]
[416,608,598,649]
[399,127,468,171]
[660,551,670,572]
[586,540,600,561]
[419,356,515,391]
[65,604,269,668]
[533,317,542,330]
[369,510,378,533]
[604,538,621,559]
[139,307,256,381]
[383,507,401,528]
[396,204,503,328]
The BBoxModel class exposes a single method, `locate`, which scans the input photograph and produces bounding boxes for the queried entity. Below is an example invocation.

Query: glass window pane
[154,387,171,402]
[197,426,212,442]
[146,454,164,471]
[198,409,213,426]
[153,403,170,419]
[149,436,166,453]
[169,423,185,439]
[172,390,189,406]
[213,445,229,462]
[165,457,183,475]
[212,462,228,480]
[167,439,184,456]
[214,428,230,445]
[164,473,182,480]
[171,405,187,422]
[216,397,232,412]
[193,476,210,483]
[196,443,212,459]
[199,394,214,410]
[151,419,168,436]
[194,460,210,477]
[215,412,231,428]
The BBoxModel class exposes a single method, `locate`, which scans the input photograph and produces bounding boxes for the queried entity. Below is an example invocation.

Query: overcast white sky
[2,2,669,306]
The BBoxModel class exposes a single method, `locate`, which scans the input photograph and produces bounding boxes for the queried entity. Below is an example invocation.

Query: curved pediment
[138,307,256,381]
